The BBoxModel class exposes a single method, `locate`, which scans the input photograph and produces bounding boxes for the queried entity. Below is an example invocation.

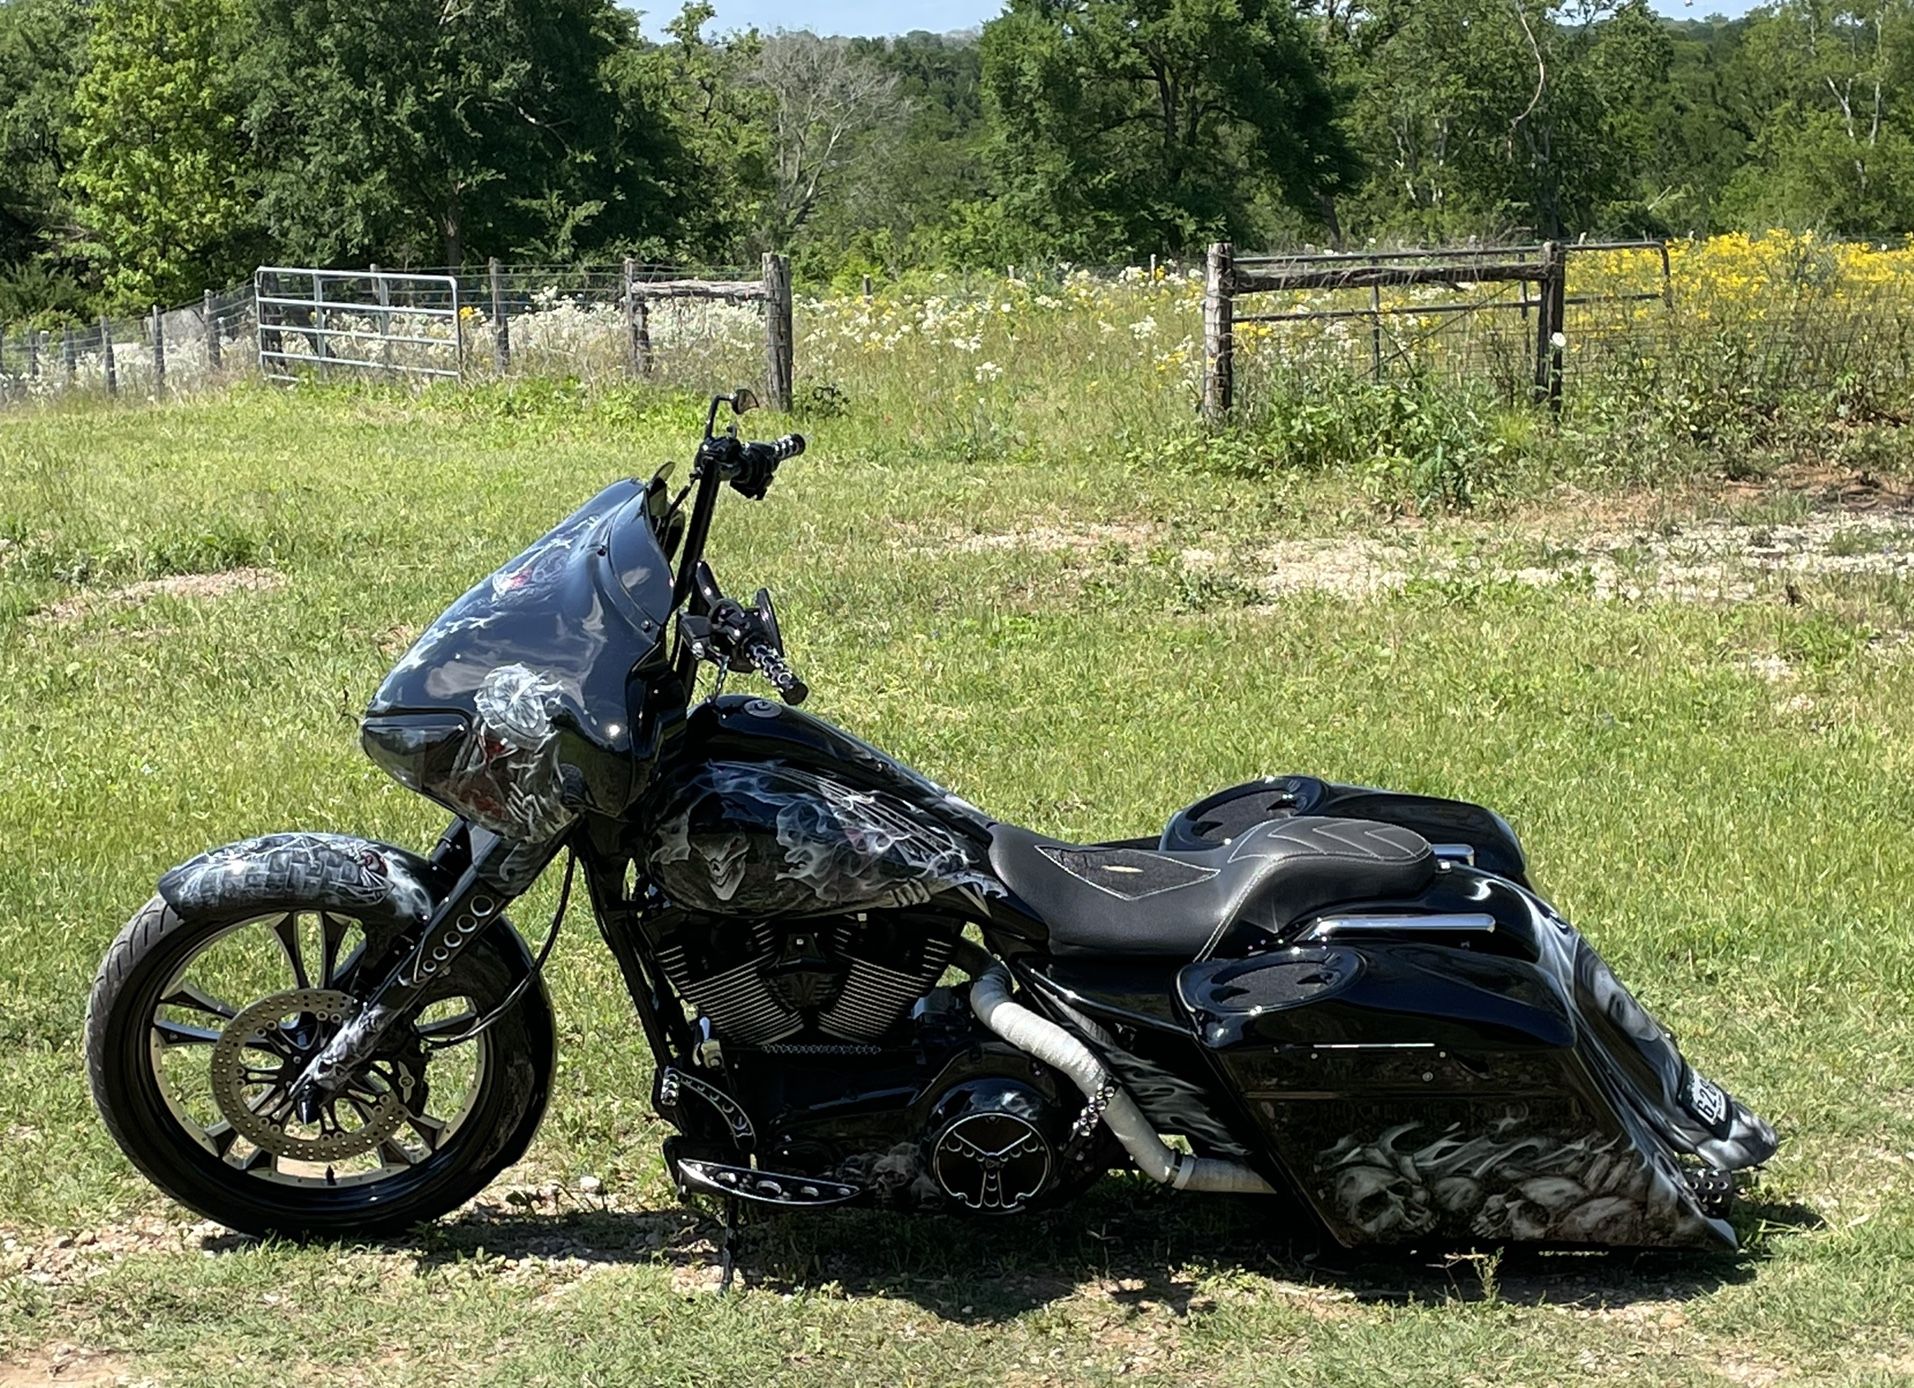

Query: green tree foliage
[1722,1,1914,234]
[981,0,1358,260]
[0,0,88,292]
[66,0,258,310]
[1336,0,1675,241]
[633,3,774,264]
[24,0,1914,317]
[239,0,683,267]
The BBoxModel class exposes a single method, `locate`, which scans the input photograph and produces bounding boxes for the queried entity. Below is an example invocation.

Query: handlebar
[708,432,805,501]
[745,640,809,705]
[754,433,806,464]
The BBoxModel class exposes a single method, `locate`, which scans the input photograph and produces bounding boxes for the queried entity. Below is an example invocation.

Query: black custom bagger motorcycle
[87,390,1777,1253]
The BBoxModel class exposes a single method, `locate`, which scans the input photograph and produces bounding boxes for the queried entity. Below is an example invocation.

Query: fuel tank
[640,695,1007,918]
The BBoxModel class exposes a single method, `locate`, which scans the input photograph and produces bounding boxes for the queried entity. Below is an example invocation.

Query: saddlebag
[1176,879,1776,1250]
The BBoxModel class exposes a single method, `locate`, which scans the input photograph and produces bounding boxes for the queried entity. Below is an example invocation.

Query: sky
[633,0,1763,40]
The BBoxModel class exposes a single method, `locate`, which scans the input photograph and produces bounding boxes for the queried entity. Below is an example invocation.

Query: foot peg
[671,1152,861,1208]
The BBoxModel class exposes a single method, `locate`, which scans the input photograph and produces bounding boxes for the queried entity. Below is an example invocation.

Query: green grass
[2,383,1913,1385]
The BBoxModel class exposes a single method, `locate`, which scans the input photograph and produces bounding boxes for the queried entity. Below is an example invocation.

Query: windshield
[367,479,673,755]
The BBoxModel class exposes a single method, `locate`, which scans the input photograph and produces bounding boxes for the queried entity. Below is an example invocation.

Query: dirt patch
[1255,512,1914,604]
[32,568,283,626]
[914,520,1164,557]
[0,1347,136,1387]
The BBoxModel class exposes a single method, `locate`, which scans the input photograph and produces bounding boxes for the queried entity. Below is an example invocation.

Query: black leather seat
[988,817,1436,958]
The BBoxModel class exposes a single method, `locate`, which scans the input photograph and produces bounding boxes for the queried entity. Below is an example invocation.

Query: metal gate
[254,267,464,382]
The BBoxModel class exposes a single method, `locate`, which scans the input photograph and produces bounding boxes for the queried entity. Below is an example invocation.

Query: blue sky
[633,0,1761,39]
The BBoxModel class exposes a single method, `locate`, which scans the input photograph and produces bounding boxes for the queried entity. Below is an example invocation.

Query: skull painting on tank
[647,762,1005,917]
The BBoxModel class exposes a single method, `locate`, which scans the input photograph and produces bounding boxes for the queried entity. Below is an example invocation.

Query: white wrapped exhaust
[968,965,1275,1195]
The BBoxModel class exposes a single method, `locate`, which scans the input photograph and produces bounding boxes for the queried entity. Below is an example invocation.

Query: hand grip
[764,433,805,462]
[746,640,808,705]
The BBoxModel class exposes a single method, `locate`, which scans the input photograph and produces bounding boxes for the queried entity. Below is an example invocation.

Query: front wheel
[85,890,555,1239]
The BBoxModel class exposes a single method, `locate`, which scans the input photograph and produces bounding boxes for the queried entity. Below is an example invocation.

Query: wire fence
[5,236,1914,423]
[0,259,781,408]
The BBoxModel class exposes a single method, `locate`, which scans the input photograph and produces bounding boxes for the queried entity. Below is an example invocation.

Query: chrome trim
[1309,912,1497,935]
[1430,843,1476,865]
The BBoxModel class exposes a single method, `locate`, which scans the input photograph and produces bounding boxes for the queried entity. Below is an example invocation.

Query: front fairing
[364,480,676,838]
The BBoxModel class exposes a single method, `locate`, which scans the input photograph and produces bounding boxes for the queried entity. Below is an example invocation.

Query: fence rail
[1201,240,1672,420]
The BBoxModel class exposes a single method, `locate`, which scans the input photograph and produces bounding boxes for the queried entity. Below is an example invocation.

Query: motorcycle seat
[987,817,1435,957]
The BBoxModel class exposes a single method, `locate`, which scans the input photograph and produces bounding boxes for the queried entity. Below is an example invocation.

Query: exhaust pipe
[968,963,1275,1195]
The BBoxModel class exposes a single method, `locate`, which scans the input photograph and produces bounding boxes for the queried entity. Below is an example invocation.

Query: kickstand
[718,1195,743,1294]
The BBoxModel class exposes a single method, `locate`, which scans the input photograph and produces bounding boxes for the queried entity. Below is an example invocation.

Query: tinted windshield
[367,479,672,753]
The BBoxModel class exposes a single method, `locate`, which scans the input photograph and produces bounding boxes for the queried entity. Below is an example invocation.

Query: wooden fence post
[150,305,166,395]
[1533,241,1566,411]
[369,264,393,371]
[0,325,7,380]
[62,326,76,385]
[203,290,221,372]
[489,256,510,373]
[26,329,38,380]
[861,273,872,298]
[100,316,117,396]
[622,258,653,378]
[1369,281,1383,383]
[1202,241,1234,423]
[762,252,793,411]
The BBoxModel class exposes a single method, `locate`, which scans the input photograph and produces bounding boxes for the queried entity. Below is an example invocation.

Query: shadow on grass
[376,1174,1820,1321]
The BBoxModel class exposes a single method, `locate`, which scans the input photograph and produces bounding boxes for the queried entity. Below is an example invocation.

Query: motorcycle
[87,389,1777,1253]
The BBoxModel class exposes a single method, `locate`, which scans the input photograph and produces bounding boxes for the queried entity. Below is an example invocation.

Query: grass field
[2,380,1913,1385]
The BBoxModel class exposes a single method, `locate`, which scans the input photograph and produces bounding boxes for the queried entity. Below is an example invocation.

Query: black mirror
[731,387,759,415]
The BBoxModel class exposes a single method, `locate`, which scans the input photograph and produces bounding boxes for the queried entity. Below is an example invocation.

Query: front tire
[86,891,555,1240]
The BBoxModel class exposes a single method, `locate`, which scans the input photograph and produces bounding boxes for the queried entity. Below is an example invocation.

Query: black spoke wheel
[87,892,554,1240]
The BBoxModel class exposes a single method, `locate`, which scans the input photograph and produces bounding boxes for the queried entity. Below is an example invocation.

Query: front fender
[157,832,440,925]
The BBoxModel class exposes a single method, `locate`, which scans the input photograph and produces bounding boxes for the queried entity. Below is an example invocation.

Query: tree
[0,0,90,284]
[1337,0,1675,241]
[241,0,682,267]
[980,0,1357,260]
[807,31,995,275]
[1722,0,1914,233]
[634,2,775,263]
[754,33,905,247]
[66,0,259,309]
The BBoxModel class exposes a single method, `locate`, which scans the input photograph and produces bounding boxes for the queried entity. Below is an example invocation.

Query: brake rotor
[209,988,413,1162]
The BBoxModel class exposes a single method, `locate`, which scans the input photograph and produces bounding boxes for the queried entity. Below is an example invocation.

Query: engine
[653,909,959,1046]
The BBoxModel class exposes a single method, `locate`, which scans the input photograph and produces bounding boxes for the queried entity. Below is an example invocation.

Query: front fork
[287,820,558,1118]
